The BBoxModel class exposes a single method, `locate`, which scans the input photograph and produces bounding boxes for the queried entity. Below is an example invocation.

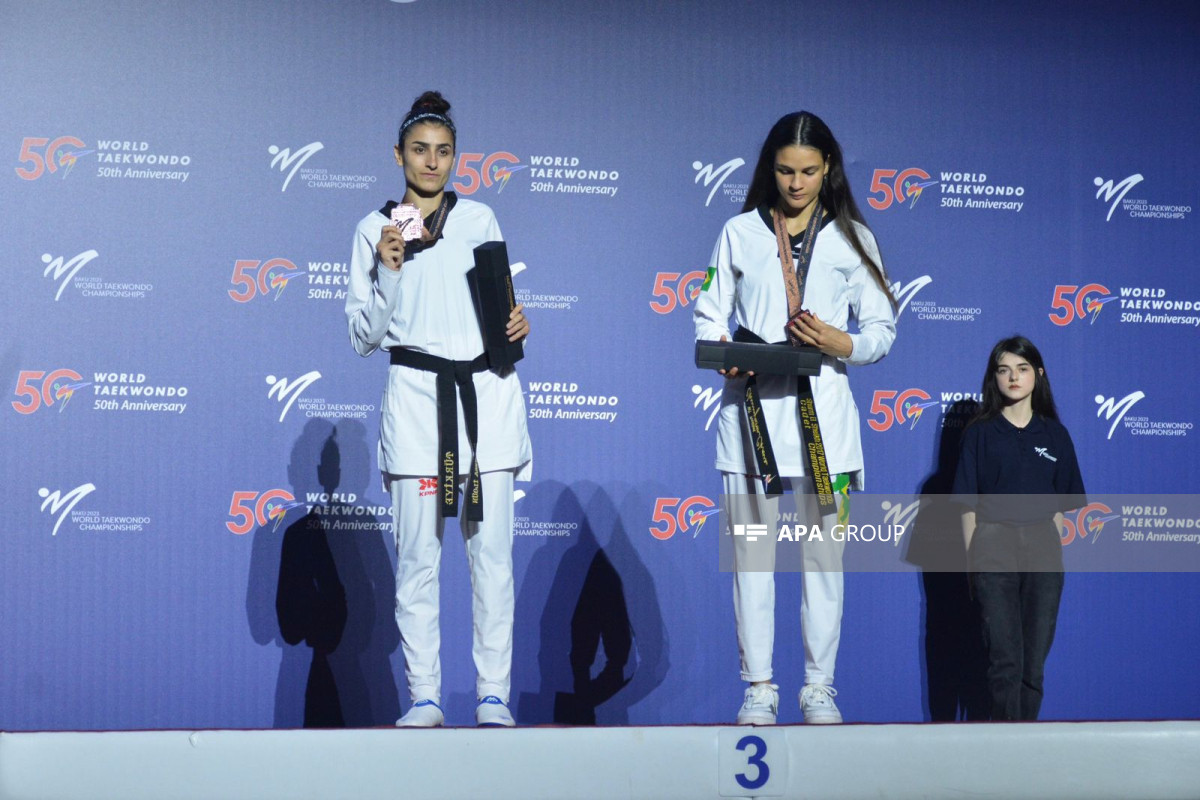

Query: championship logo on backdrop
[39,250,154,302]
[888,276,980,324]
[225,489,388,534]
[512,487,578,538]
[508,260,577,312]
[18,136,191,182]
[650,495,717,540]
[867,389,941,432]
[527,154,620,198]
[263,372,374,423]
[525,379,619,423]
[867,388,978,432]
[881,498,920,547]
[267,142,376,192]
[12,369,188,415]
[692,383,721,431]
[1094,391,1191,440]
[1058,502,1120,546]
[17,136,193,183]
[692,158,747,206]
[226,489,301,534]
[11,369,88,414]
[227,258,347,303]
[868,167,1025,213]
[1093,174,1190,221]
[451,151,527,195]
[1050,282,1199,329]
[37,483,150,536]
[650,270,709,314]
[15,136,91,180]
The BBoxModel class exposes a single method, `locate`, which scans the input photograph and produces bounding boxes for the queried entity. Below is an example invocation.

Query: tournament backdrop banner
[2,0,1198,729]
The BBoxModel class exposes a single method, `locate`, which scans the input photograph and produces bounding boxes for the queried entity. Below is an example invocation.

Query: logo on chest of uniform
[1034,446,1057,462]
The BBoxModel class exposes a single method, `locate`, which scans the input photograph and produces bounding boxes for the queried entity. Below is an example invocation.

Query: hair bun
[410,90,451,116]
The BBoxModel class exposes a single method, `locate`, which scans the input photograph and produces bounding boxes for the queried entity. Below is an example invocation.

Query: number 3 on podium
[718,729,788,796]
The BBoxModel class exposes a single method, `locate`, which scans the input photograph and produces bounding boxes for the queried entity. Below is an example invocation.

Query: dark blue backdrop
[2,0,1197,728]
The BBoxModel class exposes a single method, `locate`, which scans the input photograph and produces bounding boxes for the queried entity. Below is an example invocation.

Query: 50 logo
[1049,283,1115,326]
[453,152,524,195]
[228,258,304,302]
[16,136,89,180]
[650,495,717,540]
[12,369,88,414]
[867,168,938,210]
[226,489,302,534]
[650,270,709,314]
[868,389,938,432]
[1059,502,1119,546]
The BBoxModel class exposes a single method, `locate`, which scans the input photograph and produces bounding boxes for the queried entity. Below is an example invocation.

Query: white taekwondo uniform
[346,195,531,705]
[694,208,895,687]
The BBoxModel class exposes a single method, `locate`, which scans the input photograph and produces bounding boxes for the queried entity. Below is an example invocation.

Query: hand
[716,335,754,379]
[507,303,530,342]
[376,226,405,272]
[788,310,853,358]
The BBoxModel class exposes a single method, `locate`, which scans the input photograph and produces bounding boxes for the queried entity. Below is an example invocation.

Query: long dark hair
[397,90,456,149]
[743,111,893,303]
[973,335,1059,423]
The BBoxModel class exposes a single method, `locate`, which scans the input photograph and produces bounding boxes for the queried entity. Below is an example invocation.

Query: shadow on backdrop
[903,399,990,721]
[245,418,399,727]
[515,482,668,725]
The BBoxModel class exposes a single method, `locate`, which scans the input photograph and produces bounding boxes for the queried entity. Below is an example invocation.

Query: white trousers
[389,470,515,703]
[725,472,845,686]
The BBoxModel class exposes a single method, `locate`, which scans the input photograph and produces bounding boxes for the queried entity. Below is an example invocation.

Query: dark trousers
[969,521,1064,721]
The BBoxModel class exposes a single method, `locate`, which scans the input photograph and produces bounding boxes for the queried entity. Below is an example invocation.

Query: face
[994,351,1042,405]
[394,122,455,197]
[774,144,828,215]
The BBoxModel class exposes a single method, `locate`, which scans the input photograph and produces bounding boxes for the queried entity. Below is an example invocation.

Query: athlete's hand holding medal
[787,309,853,359]
[377,203,431,271]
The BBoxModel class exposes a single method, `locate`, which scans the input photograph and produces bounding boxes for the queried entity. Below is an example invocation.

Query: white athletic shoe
[475,695,516,727]
[800,684,842,724]
[396,699,444,728]
[736,683,779,725]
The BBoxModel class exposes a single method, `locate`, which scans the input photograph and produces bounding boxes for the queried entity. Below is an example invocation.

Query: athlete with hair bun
[346,90,531,728]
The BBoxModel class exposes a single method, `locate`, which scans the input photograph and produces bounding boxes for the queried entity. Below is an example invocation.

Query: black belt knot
[731,327,836,515]
[389,348,490,520]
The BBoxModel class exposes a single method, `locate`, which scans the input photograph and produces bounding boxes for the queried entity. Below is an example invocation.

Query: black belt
[732,327,836,515]
[389,348,489,520]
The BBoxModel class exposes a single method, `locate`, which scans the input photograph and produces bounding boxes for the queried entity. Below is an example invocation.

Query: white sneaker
[475,695,516,727]
[799,684,842,724]
[736,683,779,725]
[396,699,444,728]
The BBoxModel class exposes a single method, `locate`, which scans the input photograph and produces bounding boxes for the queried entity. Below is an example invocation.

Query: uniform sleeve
[840,230,896,367]
[952,423,980,506]
[486,207,504,243]
[345,221,401,357]
[693,225,736,343]
[1054,424,1087,511]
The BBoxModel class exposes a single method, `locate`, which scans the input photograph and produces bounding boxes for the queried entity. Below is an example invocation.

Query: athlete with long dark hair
[953,335,1085,720]
[694,111,896,724]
